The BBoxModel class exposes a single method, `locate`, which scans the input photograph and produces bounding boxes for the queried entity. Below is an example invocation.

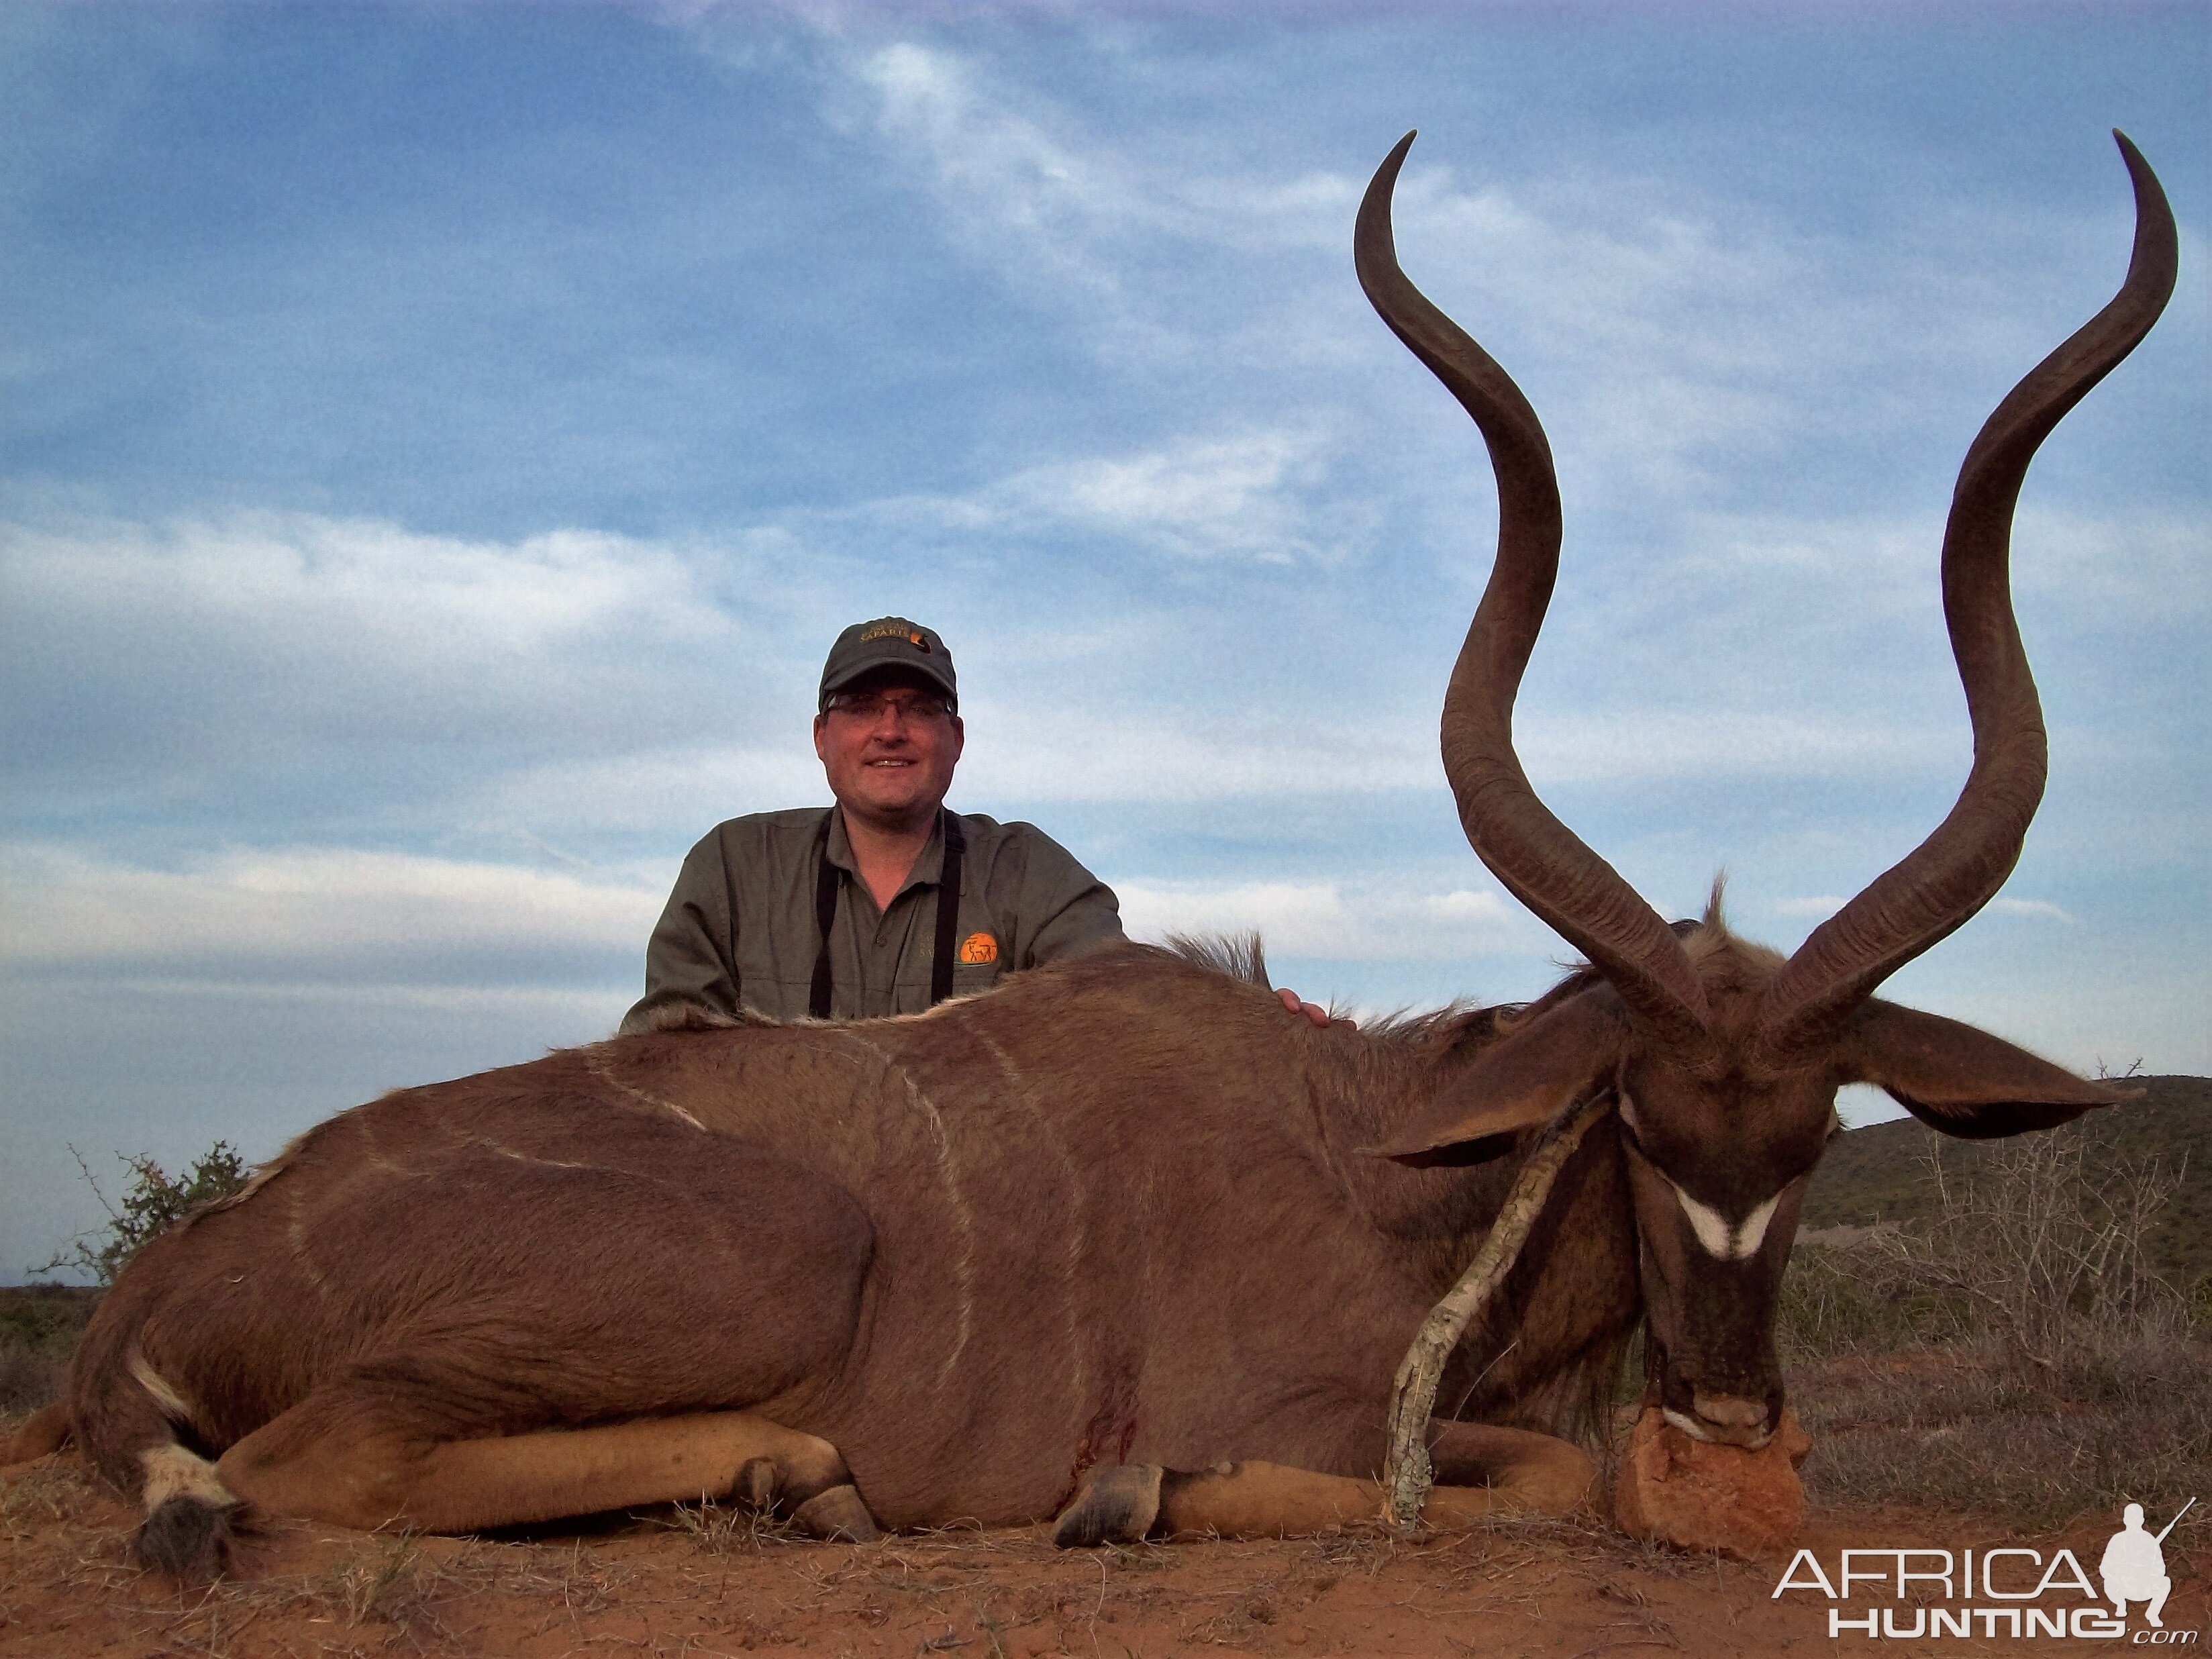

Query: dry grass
[0,1348,69,1421]
[1788,1318,2210,1531]
[0,1286,95,1417]
[3,1451,1980,1658]
[632,1503,1716,1658]
[6,1490,666,1657]
[1778,1131,2210,1538]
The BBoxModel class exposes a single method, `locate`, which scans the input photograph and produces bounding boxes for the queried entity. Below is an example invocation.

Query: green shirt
[621,807,1125,1029]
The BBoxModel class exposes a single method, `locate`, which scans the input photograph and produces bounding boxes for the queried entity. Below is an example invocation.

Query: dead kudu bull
[5,134,2174,1575]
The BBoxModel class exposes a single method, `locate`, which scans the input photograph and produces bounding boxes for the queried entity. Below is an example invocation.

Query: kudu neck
[1302,1018,1534,1262]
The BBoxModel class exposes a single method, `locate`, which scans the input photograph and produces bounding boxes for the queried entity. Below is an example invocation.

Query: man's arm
[618,836,742,1034]
[1001,825,1125,970]
[1023,872,1127,967]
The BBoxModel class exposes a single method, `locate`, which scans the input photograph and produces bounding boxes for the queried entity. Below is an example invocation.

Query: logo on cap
[858,624,932,652]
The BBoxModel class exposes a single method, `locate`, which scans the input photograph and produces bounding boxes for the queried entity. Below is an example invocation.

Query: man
[621,616,1335,1033]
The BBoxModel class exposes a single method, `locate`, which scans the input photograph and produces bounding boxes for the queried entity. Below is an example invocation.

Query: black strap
[809,811,842,1019]
[811,809,966,1019]
[931,811,966,1007]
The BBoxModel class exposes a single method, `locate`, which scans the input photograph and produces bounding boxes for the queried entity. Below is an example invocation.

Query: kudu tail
[67,1283,238,1576]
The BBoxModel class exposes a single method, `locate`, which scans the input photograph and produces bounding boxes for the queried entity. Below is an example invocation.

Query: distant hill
[1801,1074,2210,1289]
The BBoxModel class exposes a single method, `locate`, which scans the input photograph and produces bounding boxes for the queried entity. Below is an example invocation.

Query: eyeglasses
[825,691,956,724]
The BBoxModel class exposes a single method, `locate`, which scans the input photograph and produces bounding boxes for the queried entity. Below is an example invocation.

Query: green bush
[40,1142,251,1287]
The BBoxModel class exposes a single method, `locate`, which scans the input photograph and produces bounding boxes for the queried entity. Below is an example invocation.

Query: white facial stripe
[1663,1174,1783,1261]
[1733,1191,1783,1257]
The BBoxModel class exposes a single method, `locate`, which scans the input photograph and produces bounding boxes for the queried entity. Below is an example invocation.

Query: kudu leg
[0,1401,73,1468]
[1053,1418,1593,1544]
[217,1405,878,1541]
[1424,1418,1597,1513]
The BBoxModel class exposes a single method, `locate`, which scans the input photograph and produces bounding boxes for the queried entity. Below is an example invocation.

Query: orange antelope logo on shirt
[958,932,999,964]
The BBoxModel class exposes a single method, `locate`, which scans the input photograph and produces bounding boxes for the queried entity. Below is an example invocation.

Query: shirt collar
[825,806,950,897]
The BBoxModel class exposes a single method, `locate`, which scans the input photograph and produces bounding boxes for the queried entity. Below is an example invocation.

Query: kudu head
[1362,132,2176,1448]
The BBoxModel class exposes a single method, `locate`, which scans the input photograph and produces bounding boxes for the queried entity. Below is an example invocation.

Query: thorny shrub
[38,1141,250,1287]
[1779,1128,2208,1531]
[1781,1134,2189,1368]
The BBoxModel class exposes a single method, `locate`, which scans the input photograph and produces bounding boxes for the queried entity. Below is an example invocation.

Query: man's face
[813,669,964,833]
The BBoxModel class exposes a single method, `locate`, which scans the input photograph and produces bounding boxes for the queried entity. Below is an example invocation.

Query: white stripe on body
[840,1032,978,1388]
[584,1048,707,1131]
[972,1023,1091,1413]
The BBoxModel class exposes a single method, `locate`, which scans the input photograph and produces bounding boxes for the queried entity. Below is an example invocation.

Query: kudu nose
[1689,1391,1773,1447]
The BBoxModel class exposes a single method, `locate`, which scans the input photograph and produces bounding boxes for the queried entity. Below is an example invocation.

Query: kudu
[4,133,2174,1577]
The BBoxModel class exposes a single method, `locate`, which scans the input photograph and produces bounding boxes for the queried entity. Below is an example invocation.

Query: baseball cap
[818,617,958,711]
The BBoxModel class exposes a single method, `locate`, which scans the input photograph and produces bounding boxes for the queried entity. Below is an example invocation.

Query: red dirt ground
[2,1452,2203,1658]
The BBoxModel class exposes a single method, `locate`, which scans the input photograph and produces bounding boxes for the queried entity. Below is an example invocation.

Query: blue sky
[2,2,2205,1279]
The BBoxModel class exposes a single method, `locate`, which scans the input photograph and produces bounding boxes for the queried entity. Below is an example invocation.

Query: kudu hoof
[791,1482,880,1543]
[1051,1463,1164,1548]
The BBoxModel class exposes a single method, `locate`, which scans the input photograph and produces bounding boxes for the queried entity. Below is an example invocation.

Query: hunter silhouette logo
[1772,1501,2203,1642]
[958,932,999,965]
[2103,1499,2191,1630]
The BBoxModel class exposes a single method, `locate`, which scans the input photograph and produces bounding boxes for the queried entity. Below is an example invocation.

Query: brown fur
[54,941,1645,1561]
[51,919,2103,1569]
[39,925,2124,1574]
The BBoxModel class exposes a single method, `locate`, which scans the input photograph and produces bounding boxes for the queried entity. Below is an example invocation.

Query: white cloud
[805,25,2186,547]
[473,746,827,835]
[823,426,1366,566]
[1989,897,2075,923]
[101,977,630,1022]
[2,511,727,661]
[475,688,1984,840]
[0,843,662,969]
[1513,709,1954,787]
[1116,876,1526,961]
[474,717,1437,832]
[856,40,1150,254]
[0,510,760,777]
[1774,895,1846,918]
[996,432,1339,564]
[1647,502,2208,646]
[2009,503,2212,615]
[1752,893,2087,934]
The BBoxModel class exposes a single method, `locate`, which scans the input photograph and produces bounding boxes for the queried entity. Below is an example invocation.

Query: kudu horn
[1356,131,2177,1060]
[1758,133,2177,1057]
[1355,131,1709,1048]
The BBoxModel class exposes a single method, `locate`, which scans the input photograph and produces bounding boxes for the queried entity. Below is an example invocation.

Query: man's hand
[1277,986,1348,1029]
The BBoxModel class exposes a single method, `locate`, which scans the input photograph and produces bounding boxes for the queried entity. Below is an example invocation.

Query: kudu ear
[1837,999,2136,1140]
[1366,989,1627,1166]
